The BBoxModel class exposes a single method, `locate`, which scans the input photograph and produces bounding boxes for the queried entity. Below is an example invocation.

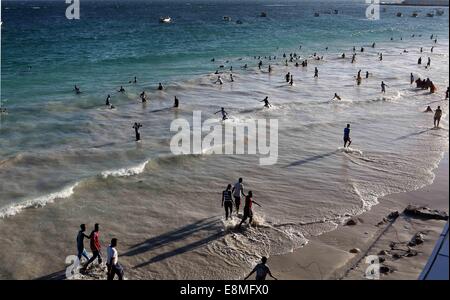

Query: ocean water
[0,0,449,279]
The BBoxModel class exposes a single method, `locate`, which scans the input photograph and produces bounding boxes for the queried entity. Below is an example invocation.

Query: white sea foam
[0,183,79,218]
[101,160,150,178]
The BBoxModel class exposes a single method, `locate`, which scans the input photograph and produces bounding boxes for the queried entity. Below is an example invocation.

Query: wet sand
[269,152,449,280]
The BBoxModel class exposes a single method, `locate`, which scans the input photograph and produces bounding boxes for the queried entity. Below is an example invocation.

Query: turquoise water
[0,0,449,279]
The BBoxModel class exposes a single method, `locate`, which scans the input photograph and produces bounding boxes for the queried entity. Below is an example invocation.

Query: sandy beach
[270,153,449,280]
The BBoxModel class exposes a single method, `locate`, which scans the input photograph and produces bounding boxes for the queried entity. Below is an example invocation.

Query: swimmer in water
[215,107,229,121]
[285,72,290,83]
[260,96,271,108]
[268,65,272,73]
[173,96,179,108]
[158,83,164,91]
[379,53,383,61]
[74,85,81,94]
[332,93,342,101]
[351,53,356,64]
[132,122,143,141]
[343,124,351,148]
[289,75,294,86]
[118,86,125,93]
[365,71,369,79]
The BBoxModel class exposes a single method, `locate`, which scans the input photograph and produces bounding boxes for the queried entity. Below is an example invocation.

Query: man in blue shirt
[344,124,352,148]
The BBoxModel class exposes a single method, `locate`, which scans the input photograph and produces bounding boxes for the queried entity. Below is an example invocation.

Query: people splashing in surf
[344,124,351,148]
[215,107,228,121]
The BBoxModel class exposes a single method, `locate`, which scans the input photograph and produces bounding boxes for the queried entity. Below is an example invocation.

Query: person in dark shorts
[222,184,234,220]
[238,191,261,228]
[232,178,245,214]
[244,257,277,280]
[344,124,351,148]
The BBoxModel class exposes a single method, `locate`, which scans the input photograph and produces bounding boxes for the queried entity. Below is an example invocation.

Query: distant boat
[396,12,403,17]
[314,12,320,17]
[426,12,434,17]
[159,17,172,24]
[260,12,267,17]
[223,16,232,21]
[412,11,419,17]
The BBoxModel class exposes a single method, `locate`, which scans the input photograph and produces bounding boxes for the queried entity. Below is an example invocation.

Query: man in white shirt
[232,178,245,214]
[107,238,124,280]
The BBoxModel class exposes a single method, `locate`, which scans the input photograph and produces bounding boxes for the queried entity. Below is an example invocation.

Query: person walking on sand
[238,191,262,228]
[244,257,277,281]
[76,224,91,263]
[344,124,352,148]
[232,178,245,215]
[381,81,388,93]
[107,238,124,280]
[434,106,442,128]
[83,223,102,269]
[222,184,234,220]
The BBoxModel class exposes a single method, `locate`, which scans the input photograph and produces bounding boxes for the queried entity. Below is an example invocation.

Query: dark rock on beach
[404,205,449,220]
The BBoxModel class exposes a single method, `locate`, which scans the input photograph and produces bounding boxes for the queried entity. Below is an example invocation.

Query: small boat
[412,12,419,17]
[159,17,172,23]
[314,12,320,17]
[396,12,403,17]
[426,12,434,17]
[260,12,267,17]
[223,16,232,21]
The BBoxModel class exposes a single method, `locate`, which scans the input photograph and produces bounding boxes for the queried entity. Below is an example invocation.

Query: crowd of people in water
[65,32,449,280]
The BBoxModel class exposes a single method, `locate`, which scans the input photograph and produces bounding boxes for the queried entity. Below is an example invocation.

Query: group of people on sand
[76,223,124,280]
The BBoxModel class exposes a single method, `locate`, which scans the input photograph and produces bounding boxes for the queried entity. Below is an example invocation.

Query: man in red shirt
[238,191,262,228]
[83,223,102,269]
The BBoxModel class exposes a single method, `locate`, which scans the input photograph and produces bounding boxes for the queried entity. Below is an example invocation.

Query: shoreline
[269,152,449,280]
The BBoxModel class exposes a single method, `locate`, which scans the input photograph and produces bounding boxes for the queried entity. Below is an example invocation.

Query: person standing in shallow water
[434,106,442,128]
[244,257,277,280]
[133,122,142,141]
[344,124,351,148]
[173,96,179,108]
[232,178,245,215]
[222,184,234,220]
[238,191,262,228]
[381,81,388,93]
